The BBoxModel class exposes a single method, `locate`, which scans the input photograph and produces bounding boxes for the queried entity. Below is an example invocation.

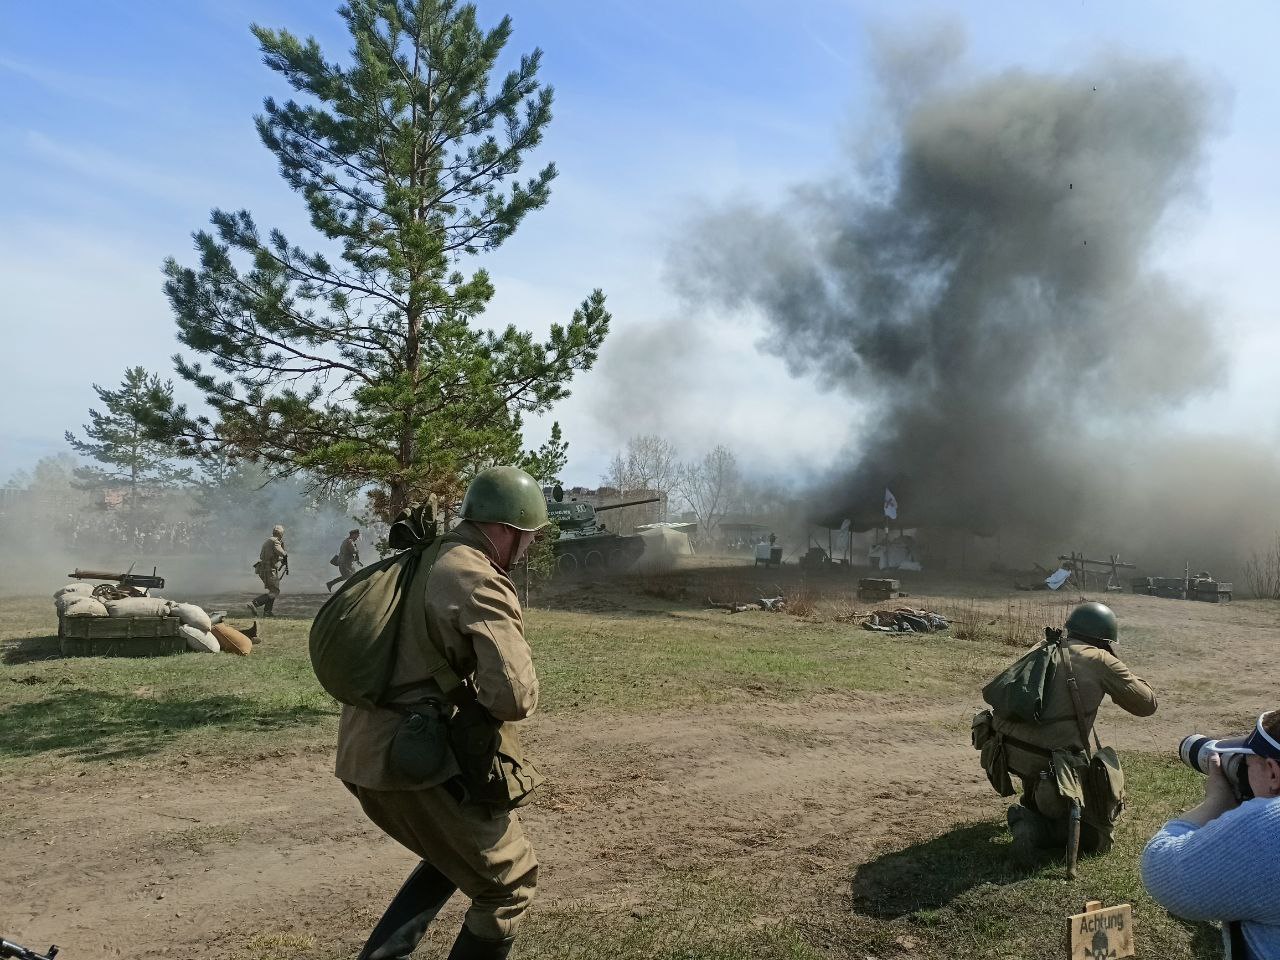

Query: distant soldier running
[326,528,363,592]
[249,523,288,617]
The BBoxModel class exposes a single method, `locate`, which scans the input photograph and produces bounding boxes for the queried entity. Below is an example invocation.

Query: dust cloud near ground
[0,462,362,599]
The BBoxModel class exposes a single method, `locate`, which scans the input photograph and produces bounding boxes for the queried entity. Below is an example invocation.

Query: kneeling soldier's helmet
[461,466,550,532]
[1065,601,1119,644]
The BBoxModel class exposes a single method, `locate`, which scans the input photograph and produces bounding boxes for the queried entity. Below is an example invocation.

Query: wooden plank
[1066,902,1133,959]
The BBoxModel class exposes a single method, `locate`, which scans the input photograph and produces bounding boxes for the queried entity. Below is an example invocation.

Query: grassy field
[0,593,1012,773]
[1,585,1235,959]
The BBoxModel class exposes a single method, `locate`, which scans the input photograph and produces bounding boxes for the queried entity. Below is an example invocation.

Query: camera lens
[1179,735,1217,774]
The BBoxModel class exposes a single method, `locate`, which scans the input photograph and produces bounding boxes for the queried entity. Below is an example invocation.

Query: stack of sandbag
[169,602,219,653]
[53,583,109,619]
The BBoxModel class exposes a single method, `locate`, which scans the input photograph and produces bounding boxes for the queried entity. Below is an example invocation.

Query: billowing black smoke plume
[678,52,1261,564]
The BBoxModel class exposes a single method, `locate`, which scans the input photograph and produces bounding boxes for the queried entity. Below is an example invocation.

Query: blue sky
[2,1,1278,485]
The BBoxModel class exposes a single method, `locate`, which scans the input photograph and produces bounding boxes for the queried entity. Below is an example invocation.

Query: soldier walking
[337,467,548,959]
[326,528,363,592]
[248,523,288,618]
[974,602,1158,858]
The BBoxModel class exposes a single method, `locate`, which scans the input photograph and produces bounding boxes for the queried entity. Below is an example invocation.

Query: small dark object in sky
[1069,183,1073,189]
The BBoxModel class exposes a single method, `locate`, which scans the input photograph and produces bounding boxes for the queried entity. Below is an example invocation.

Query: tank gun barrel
[594,495,662,512]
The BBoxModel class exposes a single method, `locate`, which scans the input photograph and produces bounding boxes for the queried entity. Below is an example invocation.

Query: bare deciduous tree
[676,445,740,543]
[602,434,678,528]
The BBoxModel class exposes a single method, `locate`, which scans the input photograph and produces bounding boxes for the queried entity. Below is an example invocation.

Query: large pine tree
[64,366,192,507]
[160,0,609,519]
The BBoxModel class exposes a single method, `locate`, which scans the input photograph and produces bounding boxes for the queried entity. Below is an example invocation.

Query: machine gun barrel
[67,568,165,590]
[1,939,59,960]
[593,495,662,513]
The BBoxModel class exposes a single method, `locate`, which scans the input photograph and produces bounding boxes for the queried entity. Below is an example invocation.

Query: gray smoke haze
[0,457,363,598]
[675,50,1271,570]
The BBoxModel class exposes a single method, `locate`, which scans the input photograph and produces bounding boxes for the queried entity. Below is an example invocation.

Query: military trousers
[1013,767,1113,854]
[256,571,282,598]
[352,781,538,941]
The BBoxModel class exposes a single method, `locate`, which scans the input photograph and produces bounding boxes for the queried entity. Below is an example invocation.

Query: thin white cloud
[0,55,143,111]
[21,130,224,205]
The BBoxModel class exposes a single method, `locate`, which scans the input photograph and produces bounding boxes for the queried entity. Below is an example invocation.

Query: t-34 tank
[545,485,662,574]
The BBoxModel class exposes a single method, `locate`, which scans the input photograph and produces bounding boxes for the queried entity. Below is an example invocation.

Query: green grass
[0,597,1009,772]
[0,603,335,771]
[835,752,1222,959]
[530,606,1007,712]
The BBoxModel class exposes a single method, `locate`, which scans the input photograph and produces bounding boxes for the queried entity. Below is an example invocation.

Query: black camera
[1179,735,1254,802]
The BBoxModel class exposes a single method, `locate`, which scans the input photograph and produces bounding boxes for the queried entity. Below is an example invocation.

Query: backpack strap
[1054,632,1101,758]
[383,536,471,706]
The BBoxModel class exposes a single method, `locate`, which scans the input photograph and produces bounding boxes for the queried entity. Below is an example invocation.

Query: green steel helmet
[1064,601,1119,644]
[461,466,549,532]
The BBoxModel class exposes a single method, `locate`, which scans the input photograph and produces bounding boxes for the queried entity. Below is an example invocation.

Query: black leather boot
[445,925,514,960]
[356,861,457,960]
[263,597,276,617]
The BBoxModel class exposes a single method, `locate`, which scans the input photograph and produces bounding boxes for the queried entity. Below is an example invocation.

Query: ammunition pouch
[972,709,1016,797]
[389,700,455,785]
[1050,746,1126,831]
[449,700,545,811]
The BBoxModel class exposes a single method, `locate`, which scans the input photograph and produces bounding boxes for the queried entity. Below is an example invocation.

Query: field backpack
[309,499,443,709]
[981,631,1058,723]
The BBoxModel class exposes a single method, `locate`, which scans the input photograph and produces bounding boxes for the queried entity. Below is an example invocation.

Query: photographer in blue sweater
[1142,710,1280,959]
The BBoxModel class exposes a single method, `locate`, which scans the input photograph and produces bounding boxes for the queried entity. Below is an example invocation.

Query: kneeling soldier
[976,602,1158,857]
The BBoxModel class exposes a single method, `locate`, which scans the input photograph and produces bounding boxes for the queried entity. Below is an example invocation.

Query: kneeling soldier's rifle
[1,938,59,960]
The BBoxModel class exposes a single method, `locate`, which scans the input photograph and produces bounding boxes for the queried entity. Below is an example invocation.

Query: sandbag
[170,602,212,633]
[54,583,92,600]
[105,597,172,618]
[179,623,219,653]
[60,596,109,618]
[211,623,252,656]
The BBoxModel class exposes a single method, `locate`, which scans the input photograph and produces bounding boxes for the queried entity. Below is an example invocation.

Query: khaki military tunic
[256,536,286,595]
[993,638,1157,775]
[336,522,539,941]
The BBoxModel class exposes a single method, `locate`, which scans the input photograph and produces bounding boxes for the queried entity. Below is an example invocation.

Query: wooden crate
[858,577,901,601]
[60,616,186,657]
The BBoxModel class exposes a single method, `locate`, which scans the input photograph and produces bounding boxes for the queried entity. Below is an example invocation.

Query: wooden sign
[1067,901,1134,960]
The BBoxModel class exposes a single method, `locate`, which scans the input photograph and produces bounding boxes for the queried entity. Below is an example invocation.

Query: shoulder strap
[1056,634,1101,757]
[384,537,470,706]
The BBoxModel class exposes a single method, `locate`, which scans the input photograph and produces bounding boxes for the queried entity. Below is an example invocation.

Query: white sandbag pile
[170,602,212,633]
[52,585,239,655]
[178,623,220,653]
[104,596,172,618]
[60,596,109,618]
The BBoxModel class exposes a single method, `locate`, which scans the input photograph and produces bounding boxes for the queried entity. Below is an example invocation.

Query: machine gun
[1,939,59,960]
[67,565,164,597]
